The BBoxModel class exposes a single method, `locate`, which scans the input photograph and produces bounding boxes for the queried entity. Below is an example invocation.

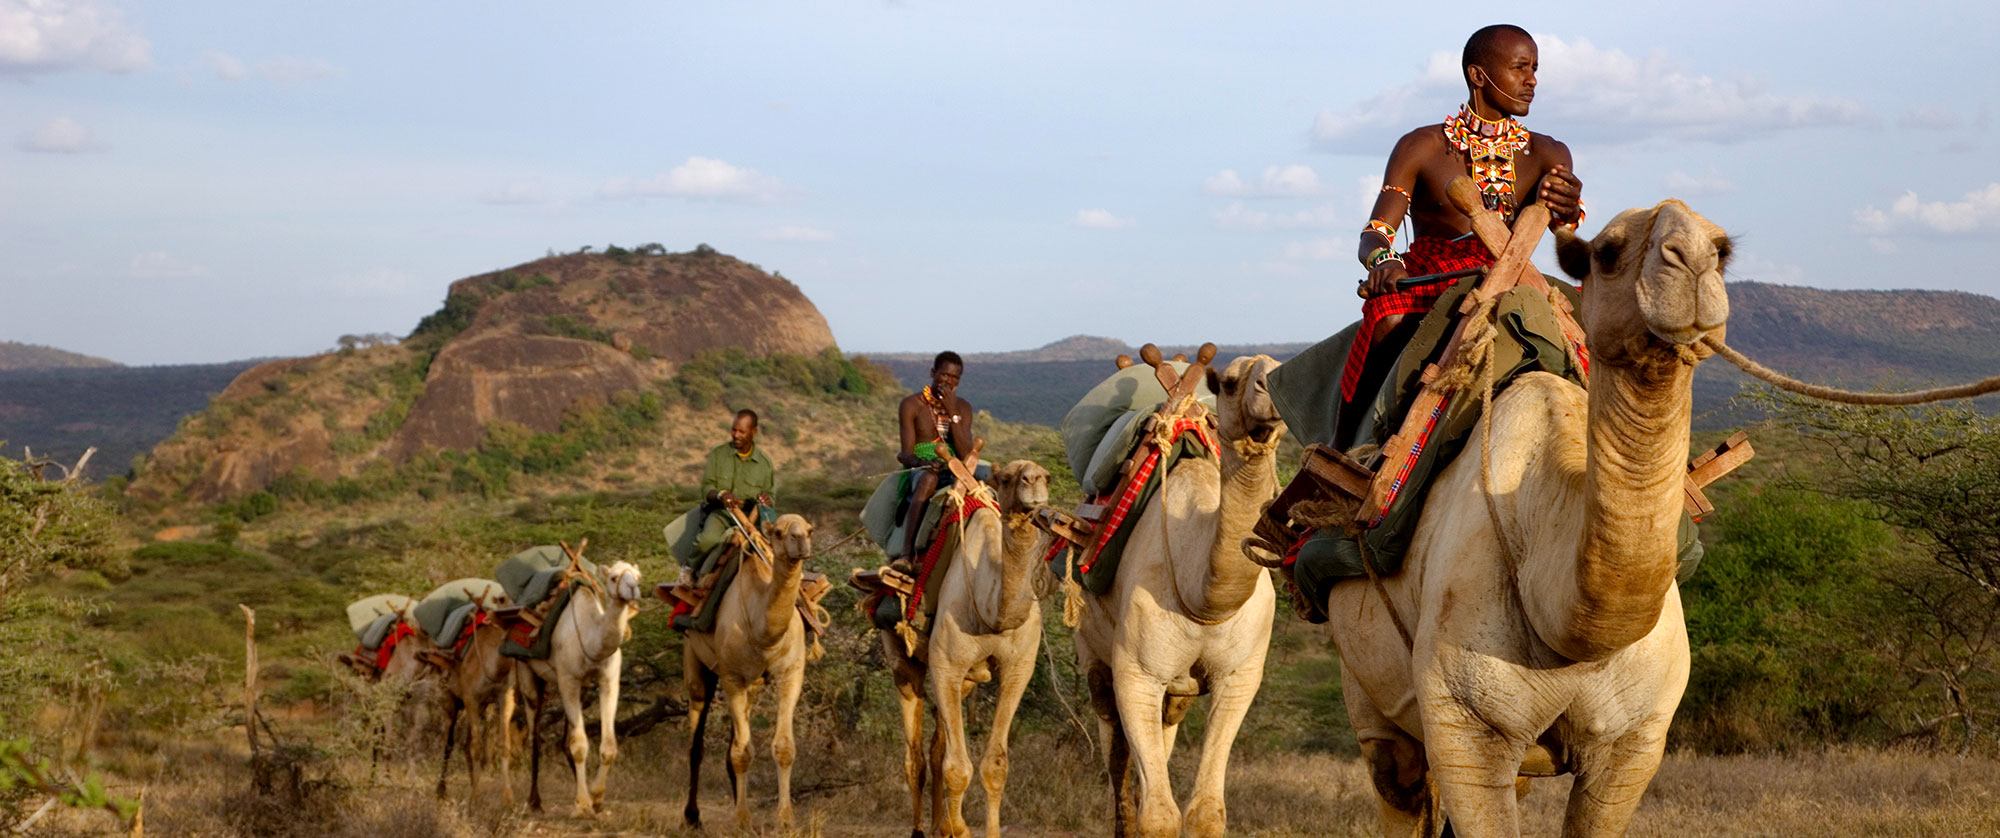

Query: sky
[4,0,1998,365]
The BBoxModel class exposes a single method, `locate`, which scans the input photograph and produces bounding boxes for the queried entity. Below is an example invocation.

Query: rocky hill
[0,340,120,370]
[126,246,852,504]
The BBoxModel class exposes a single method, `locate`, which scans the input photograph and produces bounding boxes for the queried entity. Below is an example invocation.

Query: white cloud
[1202,164,1323,198]
[1854,183,2000,238]
[257,56,340,84]
[203,50,246,81]
[479,180,549,205]
[1212,201,1342,232]
[1662,170,1735,197]
[599,156,785,202]
[1898,105,1964,131]
[759,225,835,243]
[129,251,206,278]
[0,0,150,76]
[1072,209,1133,230]
[16,116,100,153]
[1310,34,1870,151]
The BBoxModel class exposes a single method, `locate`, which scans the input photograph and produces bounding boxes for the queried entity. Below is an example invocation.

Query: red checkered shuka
[1078,418,1215,573]
[1340,236,1496,402]
[908,494,997,620]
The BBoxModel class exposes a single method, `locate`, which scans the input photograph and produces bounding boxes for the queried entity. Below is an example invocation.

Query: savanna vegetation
[6,334,2000,835]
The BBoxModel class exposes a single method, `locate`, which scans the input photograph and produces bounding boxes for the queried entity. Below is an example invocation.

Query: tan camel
[418,620,517,805]
[1072,358,1288,838]
[1327,200,1730,837]
[511,547,645,818]
[883,459,1050,838]
[681,512,816,830]
[1073,355,1284,838]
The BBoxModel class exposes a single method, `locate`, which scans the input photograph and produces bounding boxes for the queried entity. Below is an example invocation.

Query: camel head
[599,560,644,604]
[1556,200,1733,364]
[761,513,815,562]
[1204,355,1286,451]
[991,459,1051,516]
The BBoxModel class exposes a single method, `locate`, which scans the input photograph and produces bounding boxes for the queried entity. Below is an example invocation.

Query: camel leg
[930,666,976,838]
[525,676,544,813]
[465,697,483,805]
[1424,697,1525,838]
[1341,663,1431,836]
[1113,678,1179,838]
[1087,664,1135,838]
[894,664,929,838]
[1560,728,1669,838]
[436,699,459,799]
[1183,664,1265,838]
[499,679,517,809]
[772,662,804,829]
[590,650,622,813]
[725,683,756,830]
[556,674,594,818]
[684,660,718,829]
[979,650,1033,838]
[928,703,948,838]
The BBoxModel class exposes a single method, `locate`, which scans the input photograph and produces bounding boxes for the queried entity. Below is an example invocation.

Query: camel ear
[1555,227,1592,280]
[1204,365,1220,395]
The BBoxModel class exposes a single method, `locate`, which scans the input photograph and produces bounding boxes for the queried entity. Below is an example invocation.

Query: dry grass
[25,724,2000,837]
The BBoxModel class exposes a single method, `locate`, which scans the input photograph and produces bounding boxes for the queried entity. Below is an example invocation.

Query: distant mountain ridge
[882,282,2000,429]
[0,341,120,370]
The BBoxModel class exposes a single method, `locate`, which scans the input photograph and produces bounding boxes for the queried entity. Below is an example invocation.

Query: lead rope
[1701,335,2000,405]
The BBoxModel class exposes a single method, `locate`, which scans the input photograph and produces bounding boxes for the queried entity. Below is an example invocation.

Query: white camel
[1074,355,1285,838]
[510,542,644,818]
[1326,200,1732,836]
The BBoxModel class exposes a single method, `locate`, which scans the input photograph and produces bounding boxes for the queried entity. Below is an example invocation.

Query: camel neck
[754,553,805,646]
[1183,435,1279,622]
[992,512,1043,631]
[1546,352,1692,661]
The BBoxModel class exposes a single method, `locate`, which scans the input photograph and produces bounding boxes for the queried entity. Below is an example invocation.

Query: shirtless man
[895,351,976,563]
[1338,24,1585,444]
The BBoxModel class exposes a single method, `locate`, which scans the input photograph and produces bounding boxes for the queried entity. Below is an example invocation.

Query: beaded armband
[1364,218,1397,245]
[1380,184,1412,201]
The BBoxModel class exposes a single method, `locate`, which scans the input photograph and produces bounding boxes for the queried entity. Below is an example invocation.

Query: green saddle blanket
[495,545,595,660]
[1271,276,1589,581]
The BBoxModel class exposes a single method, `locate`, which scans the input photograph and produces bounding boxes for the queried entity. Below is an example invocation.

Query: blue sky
[5,0,1997,365]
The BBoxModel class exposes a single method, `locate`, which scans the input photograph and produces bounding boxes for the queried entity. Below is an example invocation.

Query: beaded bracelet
[1364,247,1402,269]
[1364,218,1397,245]
[1555,201,1588,231]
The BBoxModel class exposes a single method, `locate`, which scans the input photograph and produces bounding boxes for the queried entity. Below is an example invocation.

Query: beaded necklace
[920,386,954,441]
[1442,104,1531,222]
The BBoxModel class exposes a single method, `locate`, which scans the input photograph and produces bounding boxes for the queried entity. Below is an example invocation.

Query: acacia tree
[1762,390,2000,751]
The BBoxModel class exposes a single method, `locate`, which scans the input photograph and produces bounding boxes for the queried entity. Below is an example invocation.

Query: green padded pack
[1059,361,1214,488]
[494,545,596,660]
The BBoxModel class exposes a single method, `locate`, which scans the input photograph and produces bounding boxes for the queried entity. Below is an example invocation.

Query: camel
[680,512,817,830]
[418,619,518,805]
[882,459,1050,838]
[1326,200,1730,836]
[509,544,645,818]
[1073,354,1284,838]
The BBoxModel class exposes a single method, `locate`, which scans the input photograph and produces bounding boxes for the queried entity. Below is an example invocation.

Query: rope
[1703,335,2000,405]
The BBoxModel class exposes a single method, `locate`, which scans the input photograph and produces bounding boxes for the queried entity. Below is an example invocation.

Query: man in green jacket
[683,408,777,578]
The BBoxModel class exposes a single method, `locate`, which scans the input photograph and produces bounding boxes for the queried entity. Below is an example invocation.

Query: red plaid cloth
[1078,418,1215,573]
[1340,236,1496,402]
[909,494,997,619]
[375,621,415,670]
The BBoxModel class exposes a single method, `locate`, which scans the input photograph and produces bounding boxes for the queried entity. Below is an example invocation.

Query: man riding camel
[1337,23,1585,446]
[680,408,777,585]
[894,351,976,565]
